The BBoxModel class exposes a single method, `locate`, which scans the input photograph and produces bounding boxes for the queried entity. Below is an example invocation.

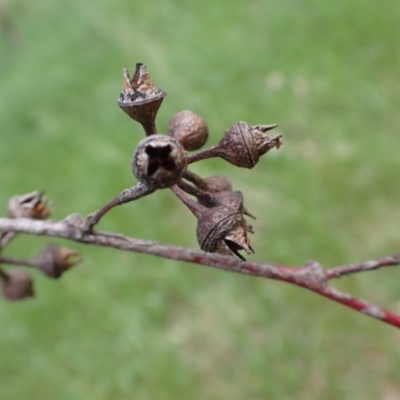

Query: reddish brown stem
[1,216,400,328]
[183,170,211,190]
[326,254,400,279]
[313,285,400,327]
[178,180,218,206]
[170,184,206,218]
[142,120,157,137]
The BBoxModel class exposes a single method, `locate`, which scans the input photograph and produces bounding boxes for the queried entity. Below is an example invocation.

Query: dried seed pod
[214,225,253,256]
[187,121,282,168]
[1,269,34,301]
[196,205,253,260]
[33,243,82,279]
[171,186,253,260]
[178,180,255,235]
[8,191,51,219]
[217,122,280,168]
[132,135,187,188]
[168,110,208,151]
[117,63,166,136]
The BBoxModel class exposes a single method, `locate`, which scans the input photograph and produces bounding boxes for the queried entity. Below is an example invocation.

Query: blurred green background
[1,0,400,399]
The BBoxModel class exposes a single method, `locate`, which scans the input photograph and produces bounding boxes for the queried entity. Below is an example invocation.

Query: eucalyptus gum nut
[33,243,82,279]
[196,206,253,259]
[132,135,187,188]
[171,185,253,260]
[186,121,281,166]
[7,191,51,219]
[117,63,166,136]
[1,269,34,301]
[217,121,279,168]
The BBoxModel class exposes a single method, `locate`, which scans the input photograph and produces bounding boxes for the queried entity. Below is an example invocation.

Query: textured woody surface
[186,122,282,166]
[132,134,187,188]
[1,217,400,329]
[118,64,166,136]
[168,110,209,151]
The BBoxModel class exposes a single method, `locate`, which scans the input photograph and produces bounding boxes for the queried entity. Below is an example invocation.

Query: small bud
[8,191,51,219]
[168,110,209,151]
[217,122,281,168]
[117,63,166,136]
[132,134,187,188]
[1,269,34,301]
[33,243,82,279]
[201,175,232,193]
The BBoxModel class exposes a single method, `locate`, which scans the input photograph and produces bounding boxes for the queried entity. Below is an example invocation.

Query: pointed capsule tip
[256,123,278,132]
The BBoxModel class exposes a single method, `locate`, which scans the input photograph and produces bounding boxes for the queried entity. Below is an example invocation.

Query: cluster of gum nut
[86,63,283,261]
[0,62,282,302]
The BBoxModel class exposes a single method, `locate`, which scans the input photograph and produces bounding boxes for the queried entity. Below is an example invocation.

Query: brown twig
[0,216,400,328]
[0,231,17,249]
[0,256,38,268]
[178,179,217,205]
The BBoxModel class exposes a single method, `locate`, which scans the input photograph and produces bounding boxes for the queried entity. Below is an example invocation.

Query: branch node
[64,214,90,238]
[295,261,327,291]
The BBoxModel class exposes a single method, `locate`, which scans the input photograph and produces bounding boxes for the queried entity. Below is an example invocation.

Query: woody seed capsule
[217,121,280,168]
[196,205,253,260]
[186,121,282,167]
[1,269,34,301]
[8,191,51,219]
[171,185,253,260]
[132,135,187,188]
[117,63,166,136]
[33,243,83,279]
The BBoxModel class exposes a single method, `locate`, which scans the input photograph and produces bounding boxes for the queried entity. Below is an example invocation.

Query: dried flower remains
[0,61,283,302]
[83,62,282,260]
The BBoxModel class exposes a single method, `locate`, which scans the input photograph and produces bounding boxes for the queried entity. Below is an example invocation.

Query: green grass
[1,0,400,398]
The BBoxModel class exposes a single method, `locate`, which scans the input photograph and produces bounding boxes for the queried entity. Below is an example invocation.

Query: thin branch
[315,285,400,327]
[0,216,400,328]
[0,231,17,249]
[0,256,38,268]
[326,254,400,279]
[183,170,211,190]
